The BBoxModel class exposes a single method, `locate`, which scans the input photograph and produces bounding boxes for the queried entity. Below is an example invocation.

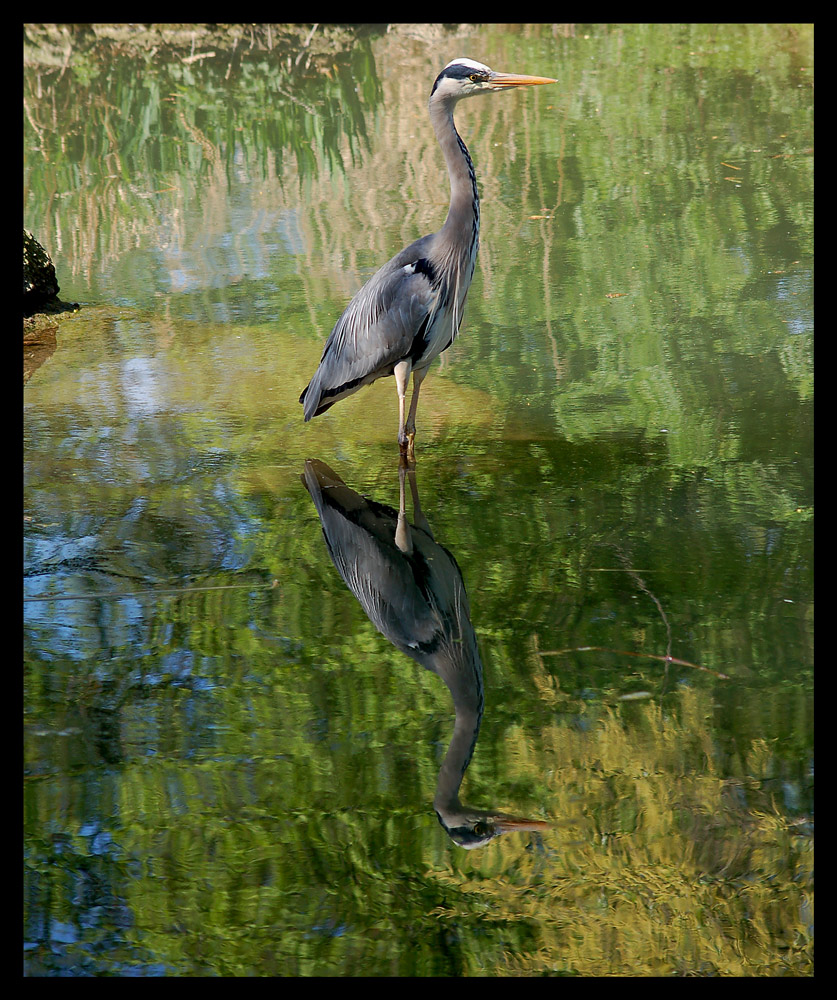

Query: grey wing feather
[300,237,441,420]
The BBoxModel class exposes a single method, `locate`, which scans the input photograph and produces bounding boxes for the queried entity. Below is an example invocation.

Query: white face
[432,58,495,101]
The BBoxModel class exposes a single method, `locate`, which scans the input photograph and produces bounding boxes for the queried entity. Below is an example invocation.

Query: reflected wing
[302,459,442,652]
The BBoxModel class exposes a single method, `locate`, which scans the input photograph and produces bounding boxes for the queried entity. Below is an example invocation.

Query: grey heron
[299,58,556,460]
[302,457,549,847]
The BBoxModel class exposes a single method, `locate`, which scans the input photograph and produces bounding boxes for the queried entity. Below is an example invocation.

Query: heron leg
[394,360,412,454]
[395,459,413,554]
[406,461,433,537]
[404,366,427,463]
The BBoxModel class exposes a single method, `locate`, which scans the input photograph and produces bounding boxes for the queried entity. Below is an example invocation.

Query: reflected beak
[493,815,551,834]
[488,71,557,90]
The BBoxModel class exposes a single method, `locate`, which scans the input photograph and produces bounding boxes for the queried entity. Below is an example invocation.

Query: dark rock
[23,229,79,320]
[23,229,60,316]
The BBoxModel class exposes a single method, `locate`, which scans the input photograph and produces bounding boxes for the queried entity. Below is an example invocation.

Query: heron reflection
[302,458,548,848]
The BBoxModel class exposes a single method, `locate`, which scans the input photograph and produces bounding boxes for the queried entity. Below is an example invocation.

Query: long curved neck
[429,95,480,246]
[432,643,485,815]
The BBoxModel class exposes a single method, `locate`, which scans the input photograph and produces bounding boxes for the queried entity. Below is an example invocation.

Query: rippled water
[24,23,812,976]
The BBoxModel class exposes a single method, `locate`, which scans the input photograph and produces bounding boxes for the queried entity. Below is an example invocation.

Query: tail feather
[299,377,322,422]
[300,364,379,422]
[299,382,313,420]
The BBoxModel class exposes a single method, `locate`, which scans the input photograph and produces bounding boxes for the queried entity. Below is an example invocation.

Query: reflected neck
[432,659,484,814]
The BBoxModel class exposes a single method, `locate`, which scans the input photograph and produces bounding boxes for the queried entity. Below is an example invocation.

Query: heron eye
[469,74,481,83]
[473,822,488,836]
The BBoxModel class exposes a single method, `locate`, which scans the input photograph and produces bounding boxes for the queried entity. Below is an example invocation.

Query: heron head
[431,58,556,102]
[435,806,551,849]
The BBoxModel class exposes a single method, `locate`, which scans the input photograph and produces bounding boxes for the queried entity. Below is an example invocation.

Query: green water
[24,24,812,976]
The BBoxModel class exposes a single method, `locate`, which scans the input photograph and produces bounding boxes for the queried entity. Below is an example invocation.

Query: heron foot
[399,432,417,466]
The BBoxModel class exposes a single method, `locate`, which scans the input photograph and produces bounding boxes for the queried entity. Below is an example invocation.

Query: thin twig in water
[538,645,729,680]
[615,548,673,659]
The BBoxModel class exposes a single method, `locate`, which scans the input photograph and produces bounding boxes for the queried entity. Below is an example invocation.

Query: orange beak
[487,71,557,90]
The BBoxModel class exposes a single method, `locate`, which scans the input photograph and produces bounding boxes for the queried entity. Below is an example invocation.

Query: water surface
[24,23,812,976]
